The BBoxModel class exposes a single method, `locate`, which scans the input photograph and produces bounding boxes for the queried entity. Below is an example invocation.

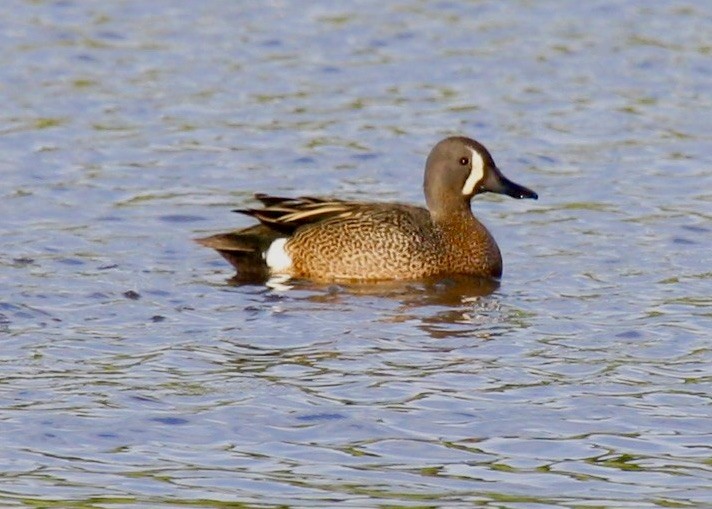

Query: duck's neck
[432,204,503,278]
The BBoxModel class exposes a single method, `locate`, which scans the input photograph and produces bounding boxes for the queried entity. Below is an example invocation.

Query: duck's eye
[459,157,469,166]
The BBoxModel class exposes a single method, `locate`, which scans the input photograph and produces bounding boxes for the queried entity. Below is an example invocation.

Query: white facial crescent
[461,148,485,196]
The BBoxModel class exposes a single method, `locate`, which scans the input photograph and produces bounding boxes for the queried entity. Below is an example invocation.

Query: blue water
[1,1,710,507]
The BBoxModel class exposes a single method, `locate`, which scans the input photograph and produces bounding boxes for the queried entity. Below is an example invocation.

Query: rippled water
[2,1,711,507]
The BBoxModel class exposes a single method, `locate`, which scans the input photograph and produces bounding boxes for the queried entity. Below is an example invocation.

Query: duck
[197,136,537,282]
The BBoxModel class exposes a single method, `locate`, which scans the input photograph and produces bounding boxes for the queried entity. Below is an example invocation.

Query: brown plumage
[196,136,537,282]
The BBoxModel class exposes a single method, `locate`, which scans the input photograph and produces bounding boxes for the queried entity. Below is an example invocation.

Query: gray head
[423,136,537,217]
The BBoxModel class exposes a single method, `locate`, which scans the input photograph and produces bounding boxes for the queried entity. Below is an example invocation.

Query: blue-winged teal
[197,136,537,281]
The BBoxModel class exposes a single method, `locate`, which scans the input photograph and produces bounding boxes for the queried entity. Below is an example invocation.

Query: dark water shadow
[227,272,498,302]
[225,273,502,339]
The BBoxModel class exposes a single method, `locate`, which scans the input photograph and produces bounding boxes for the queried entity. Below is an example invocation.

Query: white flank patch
[461,148,485,196]
[265,238,292,272]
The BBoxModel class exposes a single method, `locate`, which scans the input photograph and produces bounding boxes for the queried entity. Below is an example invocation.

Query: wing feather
[233,194,362,234]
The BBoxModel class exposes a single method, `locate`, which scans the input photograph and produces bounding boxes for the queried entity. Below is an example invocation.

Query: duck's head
[424,136,537,216]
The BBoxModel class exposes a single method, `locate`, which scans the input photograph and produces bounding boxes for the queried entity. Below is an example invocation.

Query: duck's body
[197,136,537,282]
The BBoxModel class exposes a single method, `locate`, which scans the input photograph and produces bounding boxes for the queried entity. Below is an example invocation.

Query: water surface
[1,1,711,507]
